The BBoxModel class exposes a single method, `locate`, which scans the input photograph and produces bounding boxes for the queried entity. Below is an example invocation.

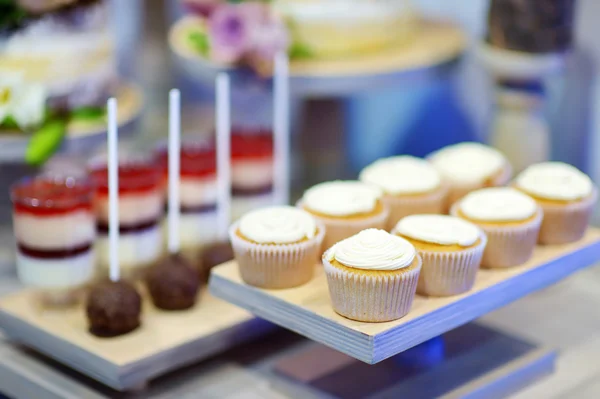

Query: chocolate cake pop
[146,253,200,310]
[200,241,234,283]
[86,280,142,337]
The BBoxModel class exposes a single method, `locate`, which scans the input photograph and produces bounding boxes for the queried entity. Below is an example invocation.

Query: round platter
[169,16,466,97]
[0,82,144,163]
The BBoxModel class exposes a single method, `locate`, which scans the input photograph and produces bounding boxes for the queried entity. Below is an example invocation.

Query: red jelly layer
[156,141,217,178]
[90,162,162,195]
[18,242,92,259]
[11,176,94,216]
[231,129,273,160]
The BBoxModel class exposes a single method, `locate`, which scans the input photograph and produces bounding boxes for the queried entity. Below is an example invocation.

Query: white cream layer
[16,250,95,289]
[515,162,594,201]
[13,211,95,249]
[327,228,415,271]
[179,177,218,207]
[96,226,163,270]
[395,214,480,247]
[231,192,275,221]
[276,0,412,23]
[459,187,537,222]
[303,180,382,217]
[428,142,506,185]
[232,159,273,189]
[359,156,441,195]
[162,211,218,249]
[96,192,163,226]
[238,206,317,244]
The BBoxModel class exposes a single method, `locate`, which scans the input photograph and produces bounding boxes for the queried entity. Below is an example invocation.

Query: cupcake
[451,188,542,268]
[359,156,447,230]
[427,142,512,208]
[299,180,389,251]
[230,206,325,289]
[323,229,421,323]
[514,162,597,244]
[392,215,486,297]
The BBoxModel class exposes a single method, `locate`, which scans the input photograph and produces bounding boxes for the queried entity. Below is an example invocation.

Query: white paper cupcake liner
[536,188,597,245]
[382,184,448,230]
[445,163,513,211]
[229,220,326,289]
[450,205,543,268]
[297,200,389,252]
[391,229,487,297]
[322,253,422,322]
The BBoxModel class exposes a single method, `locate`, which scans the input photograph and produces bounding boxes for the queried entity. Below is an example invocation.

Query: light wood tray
[0,289,272,391]
[210,228,600,364]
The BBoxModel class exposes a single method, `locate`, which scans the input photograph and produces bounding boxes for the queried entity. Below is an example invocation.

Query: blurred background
[1,0,597,211]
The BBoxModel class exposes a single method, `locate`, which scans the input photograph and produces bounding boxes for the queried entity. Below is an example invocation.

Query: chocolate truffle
[146,253,200,310]
[200,241,234,283]
[86,280,142,338]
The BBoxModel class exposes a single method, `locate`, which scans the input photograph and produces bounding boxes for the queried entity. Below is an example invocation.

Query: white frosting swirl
[459,188,537,222]
[238,206,317,244]
[395,214,480,247]
[515,162,593,201]
[303,180,382,217]
[327,229,415,271]
[428,142,507,185]
[359,156,441,195]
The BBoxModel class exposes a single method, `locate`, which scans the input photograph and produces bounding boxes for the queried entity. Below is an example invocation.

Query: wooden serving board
[0,289,272,391]
[210,228,600,364]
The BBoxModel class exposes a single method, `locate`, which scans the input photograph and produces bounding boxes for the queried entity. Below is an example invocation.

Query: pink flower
[208,4,252,64]
[248,16,290,61]
[182,0,223,17]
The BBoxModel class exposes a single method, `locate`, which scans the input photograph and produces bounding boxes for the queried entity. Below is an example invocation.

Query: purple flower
[208,4,251,64]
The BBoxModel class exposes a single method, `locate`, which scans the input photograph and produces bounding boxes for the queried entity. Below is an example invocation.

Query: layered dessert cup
[156,140,218,261]
[11,175,96,306]
[90,160,164,278]
[230,130,275,220]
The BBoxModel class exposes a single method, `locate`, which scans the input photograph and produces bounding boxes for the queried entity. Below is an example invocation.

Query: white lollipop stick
[107,98,120,282]
[216,73,231,241]
[273,52,290,205]
[168,89,181,254]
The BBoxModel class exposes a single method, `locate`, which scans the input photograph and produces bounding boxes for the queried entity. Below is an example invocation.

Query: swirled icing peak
[359,156,441,195]
[515,162,593,201]
[428,142,507,185]
[327,229,416,271]
[395,214,480,247]
[239,206,317,244]
[303,180,382,216]
[459,187,537,222]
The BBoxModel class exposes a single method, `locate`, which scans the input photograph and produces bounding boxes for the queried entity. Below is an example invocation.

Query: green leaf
[70,106,105,121]
[188,31,210,57]
[289,42,314,59]
[0,115,19,129]
[25,119,67,166]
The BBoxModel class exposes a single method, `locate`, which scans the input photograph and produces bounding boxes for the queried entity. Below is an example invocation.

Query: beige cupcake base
[444,163,513,211]
[537,189,597,245]
[322,255,422,322]
[382,184,448,231]
[391,231,487,297]
[297,200,389,252]
[230,221,326,289]
[450,205,543,268]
